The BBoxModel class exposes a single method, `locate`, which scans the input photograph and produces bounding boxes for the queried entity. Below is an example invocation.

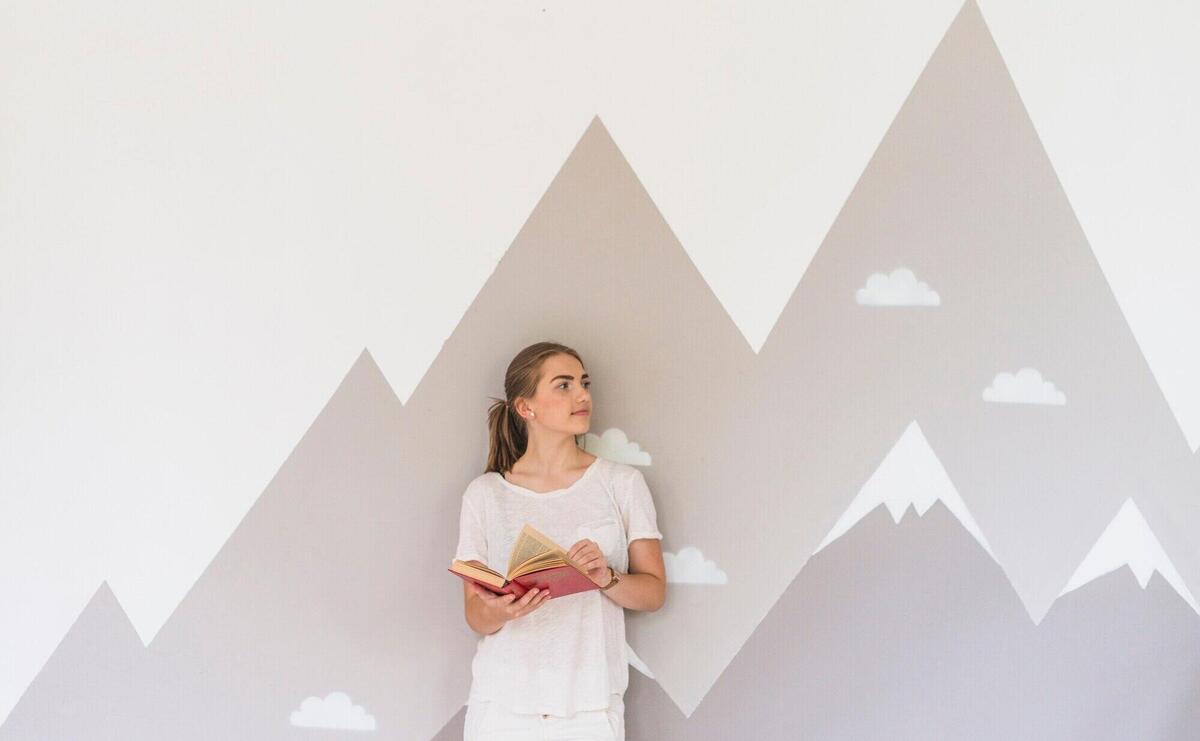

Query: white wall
[2,0,1198,726]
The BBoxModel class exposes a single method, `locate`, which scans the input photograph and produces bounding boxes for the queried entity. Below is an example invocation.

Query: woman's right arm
[454,493,549,633]
[461,565,551,634]
[464,582,507,634]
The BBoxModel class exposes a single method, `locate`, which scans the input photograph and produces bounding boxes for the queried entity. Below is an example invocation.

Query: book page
[507,523,568,577]
[450,559,505,587]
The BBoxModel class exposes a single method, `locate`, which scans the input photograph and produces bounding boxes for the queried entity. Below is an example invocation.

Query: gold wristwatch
[600,566,620,591]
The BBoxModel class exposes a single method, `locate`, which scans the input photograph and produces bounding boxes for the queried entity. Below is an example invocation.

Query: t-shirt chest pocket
[575,516,622,560]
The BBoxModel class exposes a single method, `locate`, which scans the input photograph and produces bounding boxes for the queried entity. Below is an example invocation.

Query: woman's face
[522,353,592,434]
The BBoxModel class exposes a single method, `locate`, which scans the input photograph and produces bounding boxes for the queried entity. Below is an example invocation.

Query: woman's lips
[573,410,589,415]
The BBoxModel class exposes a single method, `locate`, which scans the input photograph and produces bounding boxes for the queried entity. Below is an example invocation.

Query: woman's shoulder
[463,470,502,501]
[469,469,498,486]
[596,457,647,492]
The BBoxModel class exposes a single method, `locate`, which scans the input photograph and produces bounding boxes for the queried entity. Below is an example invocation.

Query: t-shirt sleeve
[453,485,489,565]
[621,466,664,542]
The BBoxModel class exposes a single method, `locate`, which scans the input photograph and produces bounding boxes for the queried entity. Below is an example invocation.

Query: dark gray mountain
[623,501,1200,741]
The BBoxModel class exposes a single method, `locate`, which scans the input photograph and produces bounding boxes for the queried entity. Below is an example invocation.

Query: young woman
[454,341,667,741]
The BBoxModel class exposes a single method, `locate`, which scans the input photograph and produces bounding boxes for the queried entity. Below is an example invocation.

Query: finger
[517,597,544,617]
[571,542,595,564]
[516,587,540,606]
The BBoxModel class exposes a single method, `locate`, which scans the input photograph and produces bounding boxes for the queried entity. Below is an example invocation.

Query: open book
[448,522,599,600]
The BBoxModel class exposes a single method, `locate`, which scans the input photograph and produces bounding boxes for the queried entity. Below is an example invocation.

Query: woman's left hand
[568,538,610,586]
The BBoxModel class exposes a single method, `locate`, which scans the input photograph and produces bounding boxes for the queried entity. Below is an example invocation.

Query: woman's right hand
[467,581,551,623]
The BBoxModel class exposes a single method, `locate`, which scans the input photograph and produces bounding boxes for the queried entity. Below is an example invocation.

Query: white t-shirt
[452,454,664,716]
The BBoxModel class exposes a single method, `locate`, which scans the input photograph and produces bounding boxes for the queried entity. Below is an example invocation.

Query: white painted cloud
[982,367,1066,405]
[813,420,995,560]
[289,691,377,731]
[582,428,652,466]
[855,267,940,306]
[1059,497,1198,615]
[664,546,728,584]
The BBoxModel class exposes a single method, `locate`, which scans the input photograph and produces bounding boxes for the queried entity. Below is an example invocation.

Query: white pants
[463,693,624,741]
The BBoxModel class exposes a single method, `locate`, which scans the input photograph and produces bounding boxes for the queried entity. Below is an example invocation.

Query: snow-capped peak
[813,420,995,560]
[1059,497,1198,614]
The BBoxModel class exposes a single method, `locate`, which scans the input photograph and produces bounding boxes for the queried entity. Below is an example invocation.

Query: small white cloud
[664,546,727,584]
[983,367,1066,405]
[625,641,655,678]
[581,428,652,465]
[289,691,377,731]
[855,267,940,306]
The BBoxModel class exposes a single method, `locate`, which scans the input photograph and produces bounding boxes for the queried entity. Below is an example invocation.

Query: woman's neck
[514,439,589,476]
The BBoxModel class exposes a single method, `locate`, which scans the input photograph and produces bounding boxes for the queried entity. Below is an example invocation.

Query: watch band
[600,566,620,591]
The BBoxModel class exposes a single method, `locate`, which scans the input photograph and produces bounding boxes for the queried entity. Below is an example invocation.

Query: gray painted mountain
[0,583,170,741]
[625,0,1200,714]
[3,352,472,740]
[140,350,417,739]
[1,107,753,738]
[623,500,1200,741]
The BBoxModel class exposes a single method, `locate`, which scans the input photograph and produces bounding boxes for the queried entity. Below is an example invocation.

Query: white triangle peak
[625,640,655,678]
[813,420,996,560]
[1059,497,1199,614]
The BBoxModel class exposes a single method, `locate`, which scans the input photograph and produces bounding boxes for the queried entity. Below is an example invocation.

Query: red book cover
[448,563,599,600]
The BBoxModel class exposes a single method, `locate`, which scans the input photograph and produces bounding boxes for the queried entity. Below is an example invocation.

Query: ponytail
[483,341,584,475]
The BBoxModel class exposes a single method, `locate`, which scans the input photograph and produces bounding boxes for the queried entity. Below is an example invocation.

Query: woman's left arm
[601,538,666,611]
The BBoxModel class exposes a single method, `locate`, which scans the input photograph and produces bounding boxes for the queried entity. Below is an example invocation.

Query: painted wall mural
[3,1,1198,739]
